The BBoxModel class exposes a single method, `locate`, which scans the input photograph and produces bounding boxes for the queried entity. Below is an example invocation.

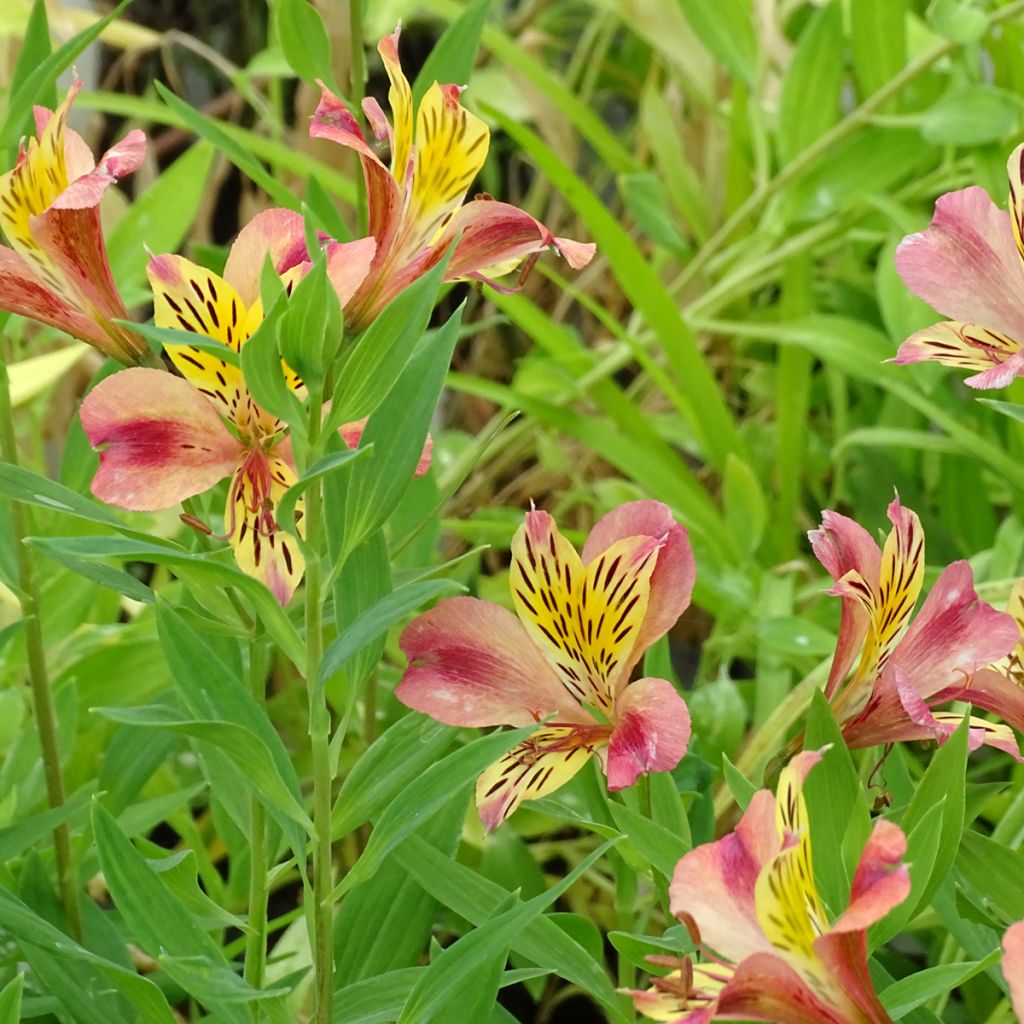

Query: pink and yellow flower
[80,209,377,604]
[809,497,1021,757]
[893,144,1024,388]
[309,27,596,332]
[1003,921,1024,1018]
[397,501,694,830]
[0,80,148,364]
[628,750,910,1024]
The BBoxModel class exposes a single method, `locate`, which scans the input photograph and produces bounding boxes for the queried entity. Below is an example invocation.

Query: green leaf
[107,142,216,284]
[277,252,342,394]
[0,887,176,1023]
[332,714,455,837]
[0,0,131,150]
[92,803,263,1023]
[332,252,452,427]
[412,0,493,105]
[927,0,988,42]
[395,834,629,1022]
[339,306,463,558]
[0,974,22,1024]
[677,0,756,86]
[608,802,688,880]
[277,446,372,537]
[0,463,134,533]
[154,81,299,210]
[722,753,758,811]
[850,0,906,102]
[957,831,1024,922]
[111,320,241,366]
[921,86,1019,146]
[26,536,305,666]
[92,705,312,830]
[276,0,335,87]
[0,785,93,864]
[619,173,689,256]
[8,0,52,141]
[880,950,1000,1018]
[396,839,619,1023]
[319,578,464,686]
[722,453,766,559]
[331,724,536,899]
[777,2,844,163]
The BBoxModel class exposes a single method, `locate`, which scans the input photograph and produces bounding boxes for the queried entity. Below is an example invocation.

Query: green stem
[0,360,81,940]
[244,635,271,1010]
[349,0,368,236]
[305,390,334,1024]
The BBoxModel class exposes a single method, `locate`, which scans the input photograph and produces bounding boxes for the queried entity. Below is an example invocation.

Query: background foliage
[2,0,1024,1021]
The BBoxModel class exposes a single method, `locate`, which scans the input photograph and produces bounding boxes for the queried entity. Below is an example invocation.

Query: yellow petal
[379,28,413,183]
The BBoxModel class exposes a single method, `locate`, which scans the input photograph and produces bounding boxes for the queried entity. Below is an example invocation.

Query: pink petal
[326,236,377,309]
[669,789,777,964]
[397,596,589,727]
[223,208,310,306]
[1003,921,1024,1019]
[808,509,881,698]
[605,677,690,791]
[309,82,379,162]
[831,820,909,933]
[895,186,1024,339]
[27,205,147,364]
[441,199,594,282]
[582,500,695,660]
[891,320,1024,390]
[52,128,146,210]
[81,367,240,511]
[714,952,852,1024]
[338,416,432,476]
[890,561,1018,700]
[966,347,1024,389]
[0,244,117,350]
[361,97,392,144]
[937,666,1024,734]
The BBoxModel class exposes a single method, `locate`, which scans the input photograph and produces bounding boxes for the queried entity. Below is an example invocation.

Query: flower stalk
[0,355,81,939]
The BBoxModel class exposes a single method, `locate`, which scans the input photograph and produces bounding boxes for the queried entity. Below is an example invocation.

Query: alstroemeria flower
[628,750,910,1024]
[1003,921,1024,1018]
[809,497,1021,757]
[309,27,596,332]
[80,209,377,604]
[893,145,1024,389]
[397,501,694,830]
[0,79,148,364]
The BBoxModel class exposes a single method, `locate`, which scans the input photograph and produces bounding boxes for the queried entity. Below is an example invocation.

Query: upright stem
[305,391,334,1024]
[244,635,271,1010]
[0,361,80,939]
[348,0,368,235]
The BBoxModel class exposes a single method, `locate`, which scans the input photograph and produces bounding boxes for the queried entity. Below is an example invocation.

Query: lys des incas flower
[628,750,910,1024]
[309,27,596,332]
[893,142,1024,388]
[80,209,379,604]
[0,79,148,364]
[397,501,694,830]
[809,497,1021,757]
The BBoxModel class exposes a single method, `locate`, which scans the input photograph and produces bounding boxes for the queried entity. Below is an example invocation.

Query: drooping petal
[809,509,881,699]
[406,83,489,249]
[891,320,1024,390]
[582,500,695,666]
[510,509,662,715]
[830,820,909,934]
[1007,143,1024,261]
[475,724,604,831]
[606,677,690,790]
[937,666,1024,734]
[339,416,432,476]
[396,596,587,727]
[894,186,1024,339]
[52,128,146,210]
[81,367,240,511]
[670,789,778,964]
[147,253,255,426]
[379,27,414,183]
[889,560,1018,700]
[226,449,305,605]
[0,245,118,350]
[1002,920,1024,1019]
[440,198,595,284]
[222,208,311,307]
